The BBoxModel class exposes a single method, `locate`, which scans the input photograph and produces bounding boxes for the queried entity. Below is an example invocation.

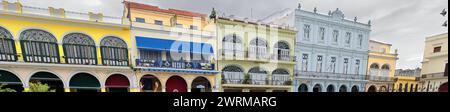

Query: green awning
[69,73,100,89]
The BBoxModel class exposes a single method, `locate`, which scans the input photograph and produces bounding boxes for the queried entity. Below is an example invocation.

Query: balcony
[1,2,123,24]
[421,72,446,79]
[136,59,215,70]
[295,71,366,81]
[219,49,296,62]
[222,72,292,86]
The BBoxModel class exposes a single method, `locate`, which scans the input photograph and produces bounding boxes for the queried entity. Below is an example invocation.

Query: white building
[294,4,371,92]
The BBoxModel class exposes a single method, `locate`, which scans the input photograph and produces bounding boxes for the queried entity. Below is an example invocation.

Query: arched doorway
[100,36,129,66]
[0,70,23,92]
[166,76,187,92]
[379,86,387,92]
[105,74,130,92]
[29,72,64,92]
[140,75,162,92]
[313,84,322,92]
[439,82,448,92]
[191,76,211,92]
[339,85,347,92]
[20,29,59,63]
[298,84,308,92]
[69,73,100,92]
[326,85,335,92]
[62,33,97,65]
[368,85,377,92]
[274,41,290,61]
[351,85,359,92]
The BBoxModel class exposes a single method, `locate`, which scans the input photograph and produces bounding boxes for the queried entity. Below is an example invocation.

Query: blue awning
[136,36,214,54]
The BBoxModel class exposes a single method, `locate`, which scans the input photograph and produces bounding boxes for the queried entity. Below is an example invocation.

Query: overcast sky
[10,0,448,69]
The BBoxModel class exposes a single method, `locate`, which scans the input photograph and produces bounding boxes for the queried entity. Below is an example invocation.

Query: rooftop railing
[1,2,123,24]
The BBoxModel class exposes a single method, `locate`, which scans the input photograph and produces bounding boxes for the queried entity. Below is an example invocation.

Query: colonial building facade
[211,11,297,92]
[366,40,398,92]
[124,2,219,92]
[0,1,135,92]
[419,33,448,92]
[294,4,370,92]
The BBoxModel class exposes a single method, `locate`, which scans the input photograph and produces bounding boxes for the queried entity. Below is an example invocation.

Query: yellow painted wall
[367,40,398,78]
[394,76,419,92]
[0,14,131,64]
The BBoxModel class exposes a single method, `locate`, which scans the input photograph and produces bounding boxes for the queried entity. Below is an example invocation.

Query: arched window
[222,34,244,58]
[369,63,380,80]
[313,84,322,92]
[63,33,97,65]
[248,67,267,85]
[272,68,290,85]
[20,29,59,63]
[0,27,17,61]
[274,41,290,61]
[222,66,244,84]
[249,38,268,59]
[100,36,128,66]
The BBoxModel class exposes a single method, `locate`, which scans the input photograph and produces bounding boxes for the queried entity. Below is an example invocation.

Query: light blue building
[294,4,371,92]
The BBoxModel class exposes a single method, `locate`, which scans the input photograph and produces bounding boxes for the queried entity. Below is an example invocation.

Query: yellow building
[419,33,448,92]
[0,1,135,92]
[365,40,398,92]
[124,2,219,92]
[394,68,421,92]
[211,10,297,92]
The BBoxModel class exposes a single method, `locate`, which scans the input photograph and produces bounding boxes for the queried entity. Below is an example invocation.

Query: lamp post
[441,9,447,27]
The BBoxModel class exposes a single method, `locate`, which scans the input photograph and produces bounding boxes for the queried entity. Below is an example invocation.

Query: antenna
[251,8,253,19]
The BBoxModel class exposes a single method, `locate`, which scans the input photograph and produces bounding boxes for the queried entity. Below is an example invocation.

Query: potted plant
[243,73,251,84]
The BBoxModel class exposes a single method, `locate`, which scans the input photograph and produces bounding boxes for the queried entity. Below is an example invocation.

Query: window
[154,20,163,25]
[100,36,129,66]
[63,33,97,65]
[330,57,337,73]
[433,46,442,53]
[302,54,309,71]
[20,29,59,63]
[135,17,145,23]
[0,27,17,61]
[316,55,323,72]
[319,27,325,41]
[355,60,360,75]
[345,32,351,44]
[190,25,198,30]
[303,25,310,40]
[343,58,349,74]
[333,30,339,43]
[358,34,363,46]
